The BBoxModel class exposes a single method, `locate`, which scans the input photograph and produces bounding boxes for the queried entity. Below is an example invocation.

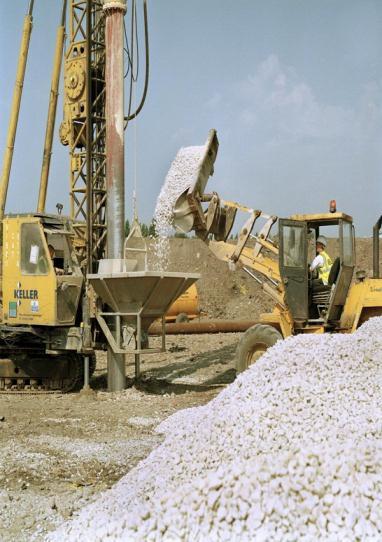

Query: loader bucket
[173,128,219,235]
[173,188,195,233]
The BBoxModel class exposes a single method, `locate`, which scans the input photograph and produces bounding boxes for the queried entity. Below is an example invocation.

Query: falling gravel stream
[153,145,205,270]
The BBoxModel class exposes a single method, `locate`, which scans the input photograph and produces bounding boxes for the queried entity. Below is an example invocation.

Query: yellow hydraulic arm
[0,1,34,223]
[37,0,67,213]
[208,202,285,307]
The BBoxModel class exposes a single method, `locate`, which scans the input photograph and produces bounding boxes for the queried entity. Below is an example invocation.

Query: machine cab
[2,214,83,326]
[279,212,355,327]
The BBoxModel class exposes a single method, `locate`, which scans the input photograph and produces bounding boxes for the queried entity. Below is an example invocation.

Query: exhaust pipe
[373,215,382,278]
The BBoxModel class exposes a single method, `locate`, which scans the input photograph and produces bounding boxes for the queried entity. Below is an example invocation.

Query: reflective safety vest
[318,250,332,285]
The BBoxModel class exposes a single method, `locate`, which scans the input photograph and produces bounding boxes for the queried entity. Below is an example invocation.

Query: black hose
[125,0,149,125]
[126,0,138,118]
[124,20,133,77]
[131,0,139,83]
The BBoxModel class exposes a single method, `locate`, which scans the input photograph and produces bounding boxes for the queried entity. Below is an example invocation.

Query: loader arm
[209,242,281,284]
[175,190,286,308]
[208,240,285,307]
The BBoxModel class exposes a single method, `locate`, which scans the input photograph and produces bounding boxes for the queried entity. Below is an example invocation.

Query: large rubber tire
[236,324,283,374]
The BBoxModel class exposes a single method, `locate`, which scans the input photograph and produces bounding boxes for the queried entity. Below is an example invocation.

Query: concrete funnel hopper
[88,268,200,332]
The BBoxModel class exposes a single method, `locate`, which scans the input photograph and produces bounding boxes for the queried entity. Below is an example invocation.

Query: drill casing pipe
[103,0,127,391]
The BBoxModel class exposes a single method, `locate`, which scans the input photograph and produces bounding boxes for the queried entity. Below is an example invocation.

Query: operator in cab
[310,235,332,287]
[48,244,64,276]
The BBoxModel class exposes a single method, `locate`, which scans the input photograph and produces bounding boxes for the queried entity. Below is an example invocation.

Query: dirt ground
[0,236,378,541]
[0,333,240,541]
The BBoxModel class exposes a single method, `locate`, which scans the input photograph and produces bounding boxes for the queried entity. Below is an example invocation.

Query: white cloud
[234,54,362,142]
[203,54,382,234]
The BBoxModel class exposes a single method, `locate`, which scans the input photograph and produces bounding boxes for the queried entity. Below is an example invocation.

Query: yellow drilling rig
[0,0,198,392]
[173,129,382,372]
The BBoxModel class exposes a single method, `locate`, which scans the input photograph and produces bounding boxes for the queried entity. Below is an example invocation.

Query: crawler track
[0,353,96,393]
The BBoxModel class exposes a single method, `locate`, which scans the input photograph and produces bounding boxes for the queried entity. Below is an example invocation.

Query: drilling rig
[0,0,198,392]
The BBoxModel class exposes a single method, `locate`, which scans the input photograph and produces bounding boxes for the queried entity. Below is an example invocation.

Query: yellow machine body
[258,276,382,338]
[166,283,199,321]
[256,213,382,337]
[2,215,83,327]
[340,278,382,332]
[290,212,353,223]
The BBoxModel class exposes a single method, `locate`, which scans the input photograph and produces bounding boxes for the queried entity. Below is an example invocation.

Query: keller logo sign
[13,282,39,300]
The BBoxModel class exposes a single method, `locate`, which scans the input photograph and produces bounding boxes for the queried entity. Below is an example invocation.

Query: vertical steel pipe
[83,356,90,388]
[103,0,126,260]
[103,0,127,391]
[373,216,382,279]
[0,3,34,223]
[37,0,67,213]
[86,0,93,272]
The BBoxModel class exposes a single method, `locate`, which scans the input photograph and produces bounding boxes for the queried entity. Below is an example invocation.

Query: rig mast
[60,0,107,271]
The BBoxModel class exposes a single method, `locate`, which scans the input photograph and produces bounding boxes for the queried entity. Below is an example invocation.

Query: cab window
[282,225,305,267]
[45,234,80,275]
[21,223,50,275]
[342,221,354,266]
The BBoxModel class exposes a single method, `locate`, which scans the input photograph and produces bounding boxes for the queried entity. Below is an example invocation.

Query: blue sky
[1,1,382,235]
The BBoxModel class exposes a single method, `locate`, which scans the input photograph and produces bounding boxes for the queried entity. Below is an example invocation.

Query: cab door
[3,219,56,325]
[279,219,308,322]
[326,220,355,322]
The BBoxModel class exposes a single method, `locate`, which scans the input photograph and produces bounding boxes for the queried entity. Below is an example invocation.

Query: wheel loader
[173,129,382,372]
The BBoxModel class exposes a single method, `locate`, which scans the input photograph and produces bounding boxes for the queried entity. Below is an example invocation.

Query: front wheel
[236,324,282,373]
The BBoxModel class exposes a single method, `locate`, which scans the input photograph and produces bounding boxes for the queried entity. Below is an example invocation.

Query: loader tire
[236,324,282,374]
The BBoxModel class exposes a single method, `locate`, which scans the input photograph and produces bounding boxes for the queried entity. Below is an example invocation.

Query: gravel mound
[153,145,205,270]
[47,318,382,541]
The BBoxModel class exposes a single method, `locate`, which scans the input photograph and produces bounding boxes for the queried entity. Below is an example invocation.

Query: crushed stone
[153,145,205,270]
[127,416,161,428]
[30,435,157,465]
[46,317,382,541]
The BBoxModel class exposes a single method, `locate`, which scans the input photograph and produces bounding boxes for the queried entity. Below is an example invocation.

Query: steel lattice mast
[60,0,107,272]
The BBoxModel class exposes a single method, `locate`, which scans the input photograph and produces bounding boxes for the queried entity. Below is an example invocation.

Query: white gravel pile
[153,145,205,270]
[47,318,382,541]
